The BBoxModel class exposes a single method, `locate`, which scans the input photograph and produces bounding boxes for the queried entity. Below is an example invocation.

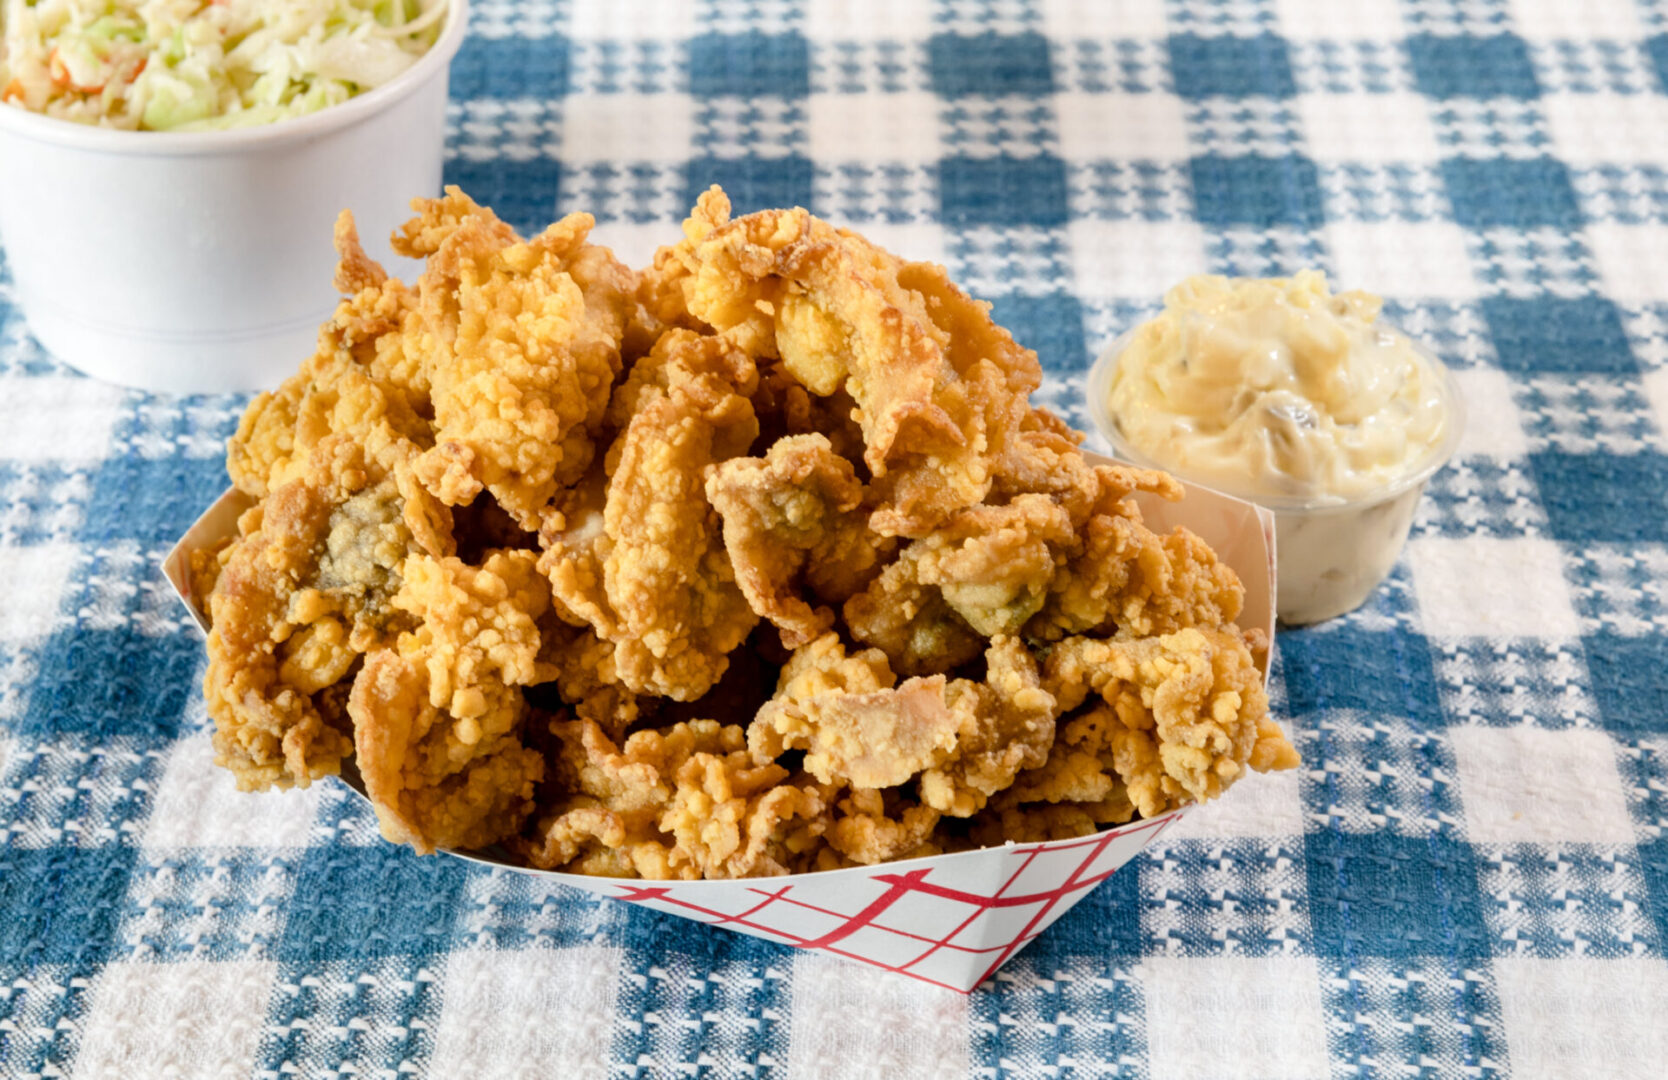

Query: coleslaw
[0,0,447,131]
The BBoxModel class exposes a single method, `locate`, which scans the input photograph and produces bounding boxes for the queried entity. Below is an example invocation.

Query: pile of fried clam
[194,187,1299,879]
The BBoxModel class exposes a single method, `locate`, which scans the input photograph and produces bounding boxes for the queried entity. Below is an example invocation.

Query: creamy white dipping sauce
[1106,271,1451,504]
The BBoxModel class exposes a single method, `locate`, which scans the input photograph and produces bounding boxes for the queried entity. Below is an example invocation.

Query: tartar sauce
[1106,271,1450,503]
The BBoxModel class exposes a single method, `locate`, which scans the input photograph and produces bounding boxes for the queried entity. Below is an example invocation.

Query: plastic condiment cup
[0,0,468,395]
[1086,325,1466,626]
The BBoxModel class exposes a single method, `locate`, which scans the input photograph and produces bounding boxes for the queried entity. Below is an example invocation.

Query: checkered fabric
[3,0,1668,1074]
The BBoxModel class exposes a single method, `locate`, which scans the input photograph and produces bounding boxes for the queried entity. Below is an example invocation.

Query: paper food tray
[161,452,1277,993]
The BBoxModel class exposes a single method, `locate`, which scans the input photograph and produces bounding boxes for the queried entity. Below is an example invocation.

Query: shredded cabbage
[0,0,447,131]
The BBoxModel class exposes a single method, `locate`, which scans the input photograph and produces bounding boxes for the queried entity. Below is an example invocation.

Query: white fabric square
[429,947,623,1079]
[433,948,623,1074]
[0,376,125,462]
[1162,762,1303,840]
[807,92,943,164]
[1643,368,1668,451]
[1274,0,1406,39]
[1297,93,1442,165]
[1142,956,1329,1080]
[1506,0,1645,39]
[0,543,78,643]
[567,1,696,39]
[1582,223,1668,306]
[1055,91,1192,164]
[589,221,685,273]
[1541,94,1668,167]
[805,0,934,40]
[1406,537,1581,639]
[144,732,324,850]
[1450,367,1531,461]
[1068,220,1208,299]
[560,94,695,165]
[1324,220,1478,300]
[1450,726,1634,844]
[1040,0,1169,37]
[786,950,970,1079]
[857,222,949,267]
[75,960,275,1080]
[1495,957,1668,1080]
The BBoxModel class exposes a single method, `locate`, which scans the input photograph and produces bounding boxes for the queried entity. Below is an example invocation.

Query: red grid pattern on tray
[611,814,1182,993]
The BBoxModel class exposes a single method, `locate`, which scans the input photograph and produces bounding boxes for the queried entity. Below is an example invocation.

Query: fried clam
[705,433,885,649]
[204,437,452,790]
[749,633,1058,817]
[395,187,637,529]
[644,187,1040,538]
[521,719,830,880]
[225,214,430,500]
[348,550,551,854]
[842,494,1077,676]
[1041,628,1299,818]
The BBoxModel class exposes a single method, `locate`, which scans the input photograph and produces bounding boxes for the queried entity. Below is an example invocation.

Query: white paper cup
[0,0,468,395]
[1087,326,1465,626]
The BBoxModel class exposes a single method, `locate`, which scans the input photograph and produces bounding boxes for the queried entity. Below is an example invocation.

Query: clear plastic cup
[1085,326,1466,625]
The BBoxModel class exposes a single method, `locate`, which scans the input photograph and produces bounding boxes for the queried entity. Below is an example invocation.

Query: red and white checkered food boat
[164,453,1276,993]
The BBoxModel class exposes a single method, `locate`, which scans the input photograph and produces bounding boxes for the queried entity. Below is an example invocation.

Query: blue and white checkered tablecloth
[5,0,1668,1076]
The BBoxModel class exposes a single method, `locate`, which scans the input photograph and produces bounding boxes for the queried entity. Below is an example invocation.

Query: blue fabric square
[278,843,476,962]
[1649,35,1668,94]
[1481,296,1636,375]
[683,155,815,216]
[0,462,90,546]
[1640,836,1668,950]
[938,155,1070,226]
[1440,158,1581,229]
[1188,153,1324,227]
[450,35,571,100]
[1582,632,1668,735]
[687,31,810,98]
[612,935,793,1067]
[0,847,136,966]
[20,627,202,739]
[79,453,230,547]
[988,293,1088,374]
[1275,624,1445,723]
[125,853,298,961]
[1530,450,1668,544]
[444,157,564,238]
[258,957,440,1076]
[928,31,1055,98]
[1405,33,1541,100]
[1167,33,1297,101]
[1306,829,1488,961]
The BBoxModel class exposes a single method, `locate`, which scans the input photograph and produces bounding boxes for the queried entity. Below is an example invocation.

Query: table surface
[4,1,1668,1077]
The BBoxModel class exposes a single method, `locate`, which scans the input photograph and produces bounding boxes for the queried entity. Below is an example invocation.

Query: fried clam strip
[1042,629,1299,818]
[204,439,452,789]
[522,719,830,880]
[1028,466,1244,641]
[600,375,761,700]
[817,788,942,868]
[750,633,1057,817]
[966,707,1140,847]
[226,215,430,499]
[652,187,1039,537]
[705,433,883,648]
[397,188,637,529]
[843,494,1077,676]
[348,551,550,854]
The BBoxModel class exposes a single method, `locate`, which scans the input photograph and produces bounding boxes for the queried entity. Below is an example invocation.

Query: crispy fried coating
[647,187,1039,537]
[522,719,829,879]
[401,190,636,528]
[825,788,942,866]
[204,438,451,789]
[751,633,1057,817]
[706,433,879,648]
[348,551,549,853]
[600,376,760,699]
[1043,629,1298,817]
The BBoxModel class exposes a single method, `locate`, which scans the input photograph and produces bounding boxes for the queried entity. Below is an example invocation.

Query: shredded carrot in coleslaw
[0,0,446,131]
